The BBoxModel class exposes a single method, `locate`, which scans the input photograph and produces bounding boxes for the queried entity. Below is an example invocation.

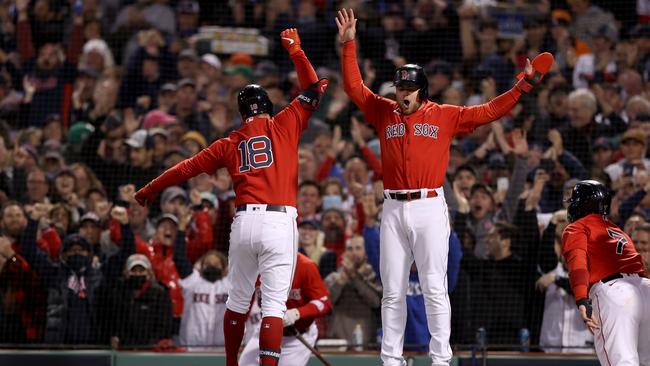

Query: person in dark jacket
[102,254,172,348]
[20,205,133,344]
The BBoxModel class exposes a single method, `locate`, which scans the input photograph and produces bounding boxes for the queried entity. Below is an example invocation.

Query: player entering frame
[563,180,650,365]
[335,7,553,366]
[134,29,328,366]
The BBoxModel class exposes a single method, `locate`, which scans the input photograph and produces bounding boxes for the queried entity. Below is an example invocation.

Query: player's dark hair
[1,200,27,218]
[299,180,322,196]
[494,221,518,241]
[454,164,477,180]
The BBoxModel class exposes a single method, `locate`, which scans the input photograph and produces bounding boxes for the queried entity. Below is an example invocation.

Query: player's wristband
[576,298,592,318]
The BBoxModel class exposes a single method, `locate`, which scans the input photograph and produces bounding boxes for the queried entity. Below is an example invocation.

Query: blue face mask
[322,194,343,210]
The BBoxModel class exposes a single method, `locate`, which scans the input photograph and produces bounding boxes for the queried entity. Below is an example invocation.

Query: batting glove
[281,28,302,55]
[576,297,593,318]
[297,78,329,111]
[283,308,301,327]
[134,186,156,207]
[514,52,554,93]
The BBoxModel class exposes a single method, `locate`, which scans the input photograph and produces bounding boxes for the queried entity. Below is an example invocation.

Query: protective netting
[0,0,648,355]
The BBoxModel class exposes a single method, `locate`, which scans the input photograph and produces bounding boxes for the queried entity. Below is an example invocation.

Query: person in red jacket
[335,8,553,366]
[135,28,327,366]
[562,180,650,365]
[240,252,331,366]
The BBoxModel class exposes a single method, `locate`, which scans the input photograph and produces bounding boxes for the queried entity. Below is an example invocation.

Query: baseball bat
[287,327,332,366]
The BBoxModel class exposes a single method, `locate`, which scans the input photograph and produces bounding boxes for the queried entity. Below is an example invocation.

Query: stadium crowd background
[0,0,649,353]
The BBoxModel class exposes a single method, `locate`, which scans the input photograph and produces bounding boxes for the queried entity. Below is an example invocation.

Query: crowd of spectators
[0,0,649,353]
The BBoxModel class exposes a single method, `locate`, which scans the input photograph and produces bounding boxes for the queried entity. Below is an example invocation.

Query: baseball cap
[254,60,280,79]
[62,234,91,253]
[179,48,199,62]
[160,82,178,94]
[177,78,197,89]
[200,191,218,208]
[622,128,647,146]
[68,122,95,144]
[126,254,152,271]
[425,61,453,79]
[80,212,101,226]
[55,167,75,179]
[125,129,150,149]
[201,54,222,70]
[298,218,320,230]
[149,128,169,139]
[181,130,208,149]
[156,213,179,227]
[593,24,618,43]
[143,110,176,129]
[631,24,650,39]
[225,65,254,81]
[487,154,508,170]
[593,137,612,151]
[44,150,64,163]
[177,0,199,14]
[228,52,254,67]
[161,186,188,205]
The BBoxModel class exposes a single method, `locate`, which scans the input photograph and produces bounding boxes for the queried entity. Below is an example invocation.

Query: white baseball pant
[590,273,650,366]
[380,188,452,366]
[239,322,318,366]
[225,205,298,319]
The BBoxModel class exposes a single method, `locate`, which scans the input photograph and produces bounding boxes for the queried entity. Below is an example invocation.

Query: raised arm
[281,29,318,89]
[135,140,226,206]
[455,53,554,133]
[337,9,385,124]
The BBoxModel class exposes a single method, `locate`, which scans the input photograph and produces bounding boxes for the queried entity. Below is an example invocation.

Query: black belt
[601,273,647,283]
[384,190,438,201]
[236,204,287,213]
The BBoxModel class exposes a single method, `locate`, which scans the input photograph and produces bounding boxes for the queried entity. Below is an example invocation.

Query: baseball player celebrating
[562,180,650,365]
[134,28,328,366]
[335,8,553,366]
[240,252,331,366]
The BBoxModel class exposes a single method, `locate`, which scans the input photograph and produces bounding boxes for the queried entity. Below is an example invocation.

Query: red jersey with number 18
[562,214,646,302]
[135,50,319,207]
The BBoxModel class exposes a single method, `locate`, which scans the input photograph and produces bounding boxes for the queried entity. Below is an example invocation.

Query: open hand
[335,8,357,43]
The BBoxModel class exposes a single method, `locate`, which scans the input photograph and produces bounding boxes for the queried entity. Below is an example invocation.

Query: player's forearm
[144,149,217,196]
[290,50,318,90]
[565,248,590,301]
[295,298,331,320]
[460,87,521,127]
[341,40,373,109]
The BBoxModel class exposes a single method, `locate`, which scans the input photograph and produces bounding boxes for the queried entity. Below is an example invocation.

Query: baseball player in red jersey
[134,29,328,366]
[335,8,554,366]
[562,180,650,365]
[240,252,331,366]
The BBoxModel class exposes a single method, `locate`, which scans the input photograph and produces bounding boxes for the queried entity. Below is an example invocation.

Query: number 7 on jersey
[607,228,628,255]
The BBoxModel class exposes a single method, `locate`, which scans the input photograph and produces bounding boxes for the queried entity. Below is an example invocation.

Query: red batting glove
[281,28,302,55]
[134,186,156,207]
[515,52,554,93]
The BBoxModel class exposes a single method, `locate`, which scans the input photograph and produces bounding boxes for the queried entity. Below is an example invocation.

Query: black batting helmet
[566,180,612,223]
[237,84,273,119]
[394,64,428,101]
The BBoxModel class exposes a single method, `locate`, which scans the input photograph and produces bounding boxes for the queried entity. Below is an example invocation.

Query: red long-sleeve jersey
[562,214,647,302]
[252,252,331,333]
[341,40,522,190]
[140,50,318,207]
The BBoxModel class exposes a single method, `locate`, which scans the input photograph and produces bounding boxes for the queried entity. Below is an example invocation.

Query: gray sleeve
[501,156,528,222]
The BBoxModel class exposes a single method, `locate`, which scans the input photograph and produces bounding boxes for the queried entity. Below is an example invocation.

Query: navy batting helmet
[566,180,612,223]
[393,64,428,101]
[237,84,273,119]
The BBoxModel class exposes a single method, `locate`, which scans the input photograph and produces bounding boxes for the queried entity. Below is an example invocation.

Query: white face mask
[322,194,343,210]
